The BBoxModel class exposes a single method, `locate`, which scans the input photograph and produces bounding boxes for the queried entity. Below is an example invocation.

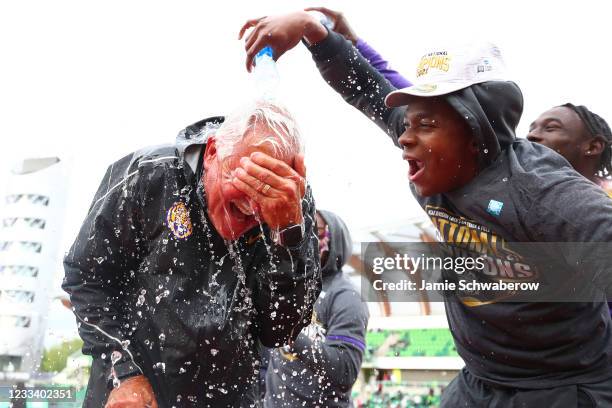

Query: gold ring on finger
[262,184,271,194]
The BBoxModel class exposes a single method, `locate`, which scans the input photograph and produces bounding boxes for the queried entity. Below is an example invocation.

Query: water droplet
[111,351,122,365]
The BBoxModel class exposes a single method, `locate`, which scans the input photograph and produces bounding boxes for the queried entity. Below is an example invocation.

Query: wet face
[203,125,292,240]
[398,97,479,196]
[527,106,590,169]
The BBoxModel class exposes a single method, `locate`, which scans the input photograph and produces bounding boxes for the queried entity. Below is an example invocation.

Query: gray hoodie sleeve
[306,30,405,146]
[526,175,612,292]
[291,288,369,391]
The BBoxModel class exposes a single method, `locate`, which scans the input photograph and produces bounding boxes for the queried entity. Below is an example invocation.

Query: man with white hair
[62,100,321,408]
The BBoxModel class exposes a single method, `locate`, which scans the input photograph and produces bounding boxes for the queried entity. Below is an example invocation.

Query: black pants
[441,368,612,408]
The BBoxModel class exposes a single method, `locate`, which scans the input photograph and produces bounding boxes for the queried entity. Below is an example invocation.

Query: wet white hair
[215,99,304,161]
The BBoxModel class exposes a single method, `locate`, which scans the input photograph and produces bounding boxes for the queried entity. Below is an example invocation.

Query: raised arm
[239,11,406,147]
[355,38,412,89]
[305,6,412,89]
[306,29,406,145]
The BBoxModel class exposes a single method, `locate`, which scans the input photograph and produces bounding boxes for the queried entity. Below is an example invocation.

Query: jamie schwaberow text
[372,278,540,292]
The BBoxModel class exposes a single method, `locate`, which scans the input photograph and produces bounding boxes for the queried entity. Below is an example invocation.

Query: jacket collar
[175,116,225,181]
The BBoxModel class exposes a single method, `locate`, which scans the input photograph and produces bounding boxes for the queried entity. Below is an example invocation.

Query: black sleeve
[291,288,369,390]
[253,185,322,348]
[306,30,406,147]
[62,154,145,382]
[526,178,612,298]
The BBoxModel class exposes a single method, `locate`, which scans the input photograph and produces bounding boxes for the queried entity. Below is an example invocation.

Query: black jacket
[306,31,612,389]
[62,116,321,407]
[265,210,369,407]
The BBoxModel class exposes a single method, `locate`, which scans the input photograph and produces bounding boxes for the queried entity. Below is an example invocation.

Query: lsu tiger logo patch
[166,202,193,239]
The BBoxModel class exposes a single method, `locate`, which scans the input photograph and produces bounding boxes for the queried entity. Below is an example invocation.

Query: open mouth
[407,159,425,182]
[230,199,256,221]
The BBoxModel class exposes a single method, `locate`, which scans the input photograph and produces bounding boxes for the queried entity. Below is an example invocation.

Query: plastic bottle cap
[256,46,274,59]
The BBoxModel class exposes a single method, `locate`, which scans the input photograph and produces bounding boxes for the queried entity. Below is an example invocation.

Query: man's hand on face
[105,375,158,408]
[232,152,306,230]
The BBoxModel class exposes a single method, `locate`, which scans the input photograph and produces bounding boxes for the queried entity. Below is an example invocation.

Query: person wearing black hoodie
[297,7,612,320]
[239,12,612,407]
[264,210,369,407]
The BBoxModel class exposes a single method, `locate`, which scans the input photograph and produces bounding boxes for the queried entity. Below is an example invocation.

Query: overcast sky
[2,0,610,239]
[1,1,610,344]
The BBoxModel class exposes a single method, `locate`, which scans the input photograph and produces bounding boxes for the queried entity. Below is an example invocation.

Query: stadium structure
[0,158,69,385]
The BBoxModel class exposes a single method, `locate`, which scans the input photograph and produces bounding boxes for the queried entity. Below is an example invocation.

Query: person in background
[264,209,369,407]
[527,104,612,195]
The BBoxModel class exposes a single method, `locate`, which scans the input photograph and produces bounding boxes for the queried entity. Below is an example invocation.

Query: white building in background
[0,157,69,383]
